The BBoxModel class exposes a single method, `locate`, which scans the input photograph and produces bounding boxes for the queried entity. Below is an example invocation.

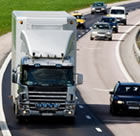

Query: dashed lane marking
[95,128,103,133]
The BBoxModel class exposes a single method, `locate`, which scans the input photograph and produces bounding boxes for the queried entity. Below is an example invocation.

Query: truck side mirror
[77,73,83,85]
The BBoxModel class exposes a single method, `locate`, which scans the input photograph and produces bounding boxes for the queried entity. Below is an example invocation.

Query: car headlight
[101,8,104,10]
[107,32,111,35]
[92,31,97,34]
[117,100,124,104]
[92,8,95,10]
[113,25,116,28]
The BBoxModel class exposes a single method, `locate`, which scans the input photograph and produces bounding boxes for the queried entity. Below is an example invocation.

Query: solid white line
[115,22,140,82]
[95,127,102,133]
[0,52,12,136]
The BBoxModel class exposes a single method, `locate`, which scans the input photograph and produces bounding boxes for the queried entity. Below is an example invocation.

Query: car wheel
[110,105,117,115]
[90,37,94,40]
[124,21,127,25]
[91,12,94,14]
[108,37,112,41]
[115,29,118,33]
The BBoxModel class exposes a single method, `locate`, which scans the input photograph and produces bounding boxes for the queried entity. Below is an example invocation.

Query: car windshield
[21,66,74,86]
[93,24,110,29]
[116,86,140,96]
[101,18,115,23]
[93,3,104,7]
[111,9,124,14]
[74,15,83,19]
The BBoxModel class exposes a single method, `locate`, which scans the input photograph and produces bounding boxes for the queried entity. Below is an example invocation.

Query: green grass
[137,35,140,50]
[0,0,127,36]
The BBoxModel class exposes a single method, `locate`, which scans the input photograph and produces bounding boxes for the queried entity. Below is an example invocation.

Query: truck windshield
[21,66,74,86]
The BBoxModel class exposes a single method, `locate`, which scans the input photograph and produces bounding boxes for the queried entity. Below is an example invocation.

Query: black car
[109,81,140,115]
[100,16,118,33]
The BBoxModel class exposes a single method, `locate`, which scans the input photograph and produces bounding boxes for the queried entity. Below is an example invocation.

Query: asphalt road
[2,1,140,136]
[77,7,140,136]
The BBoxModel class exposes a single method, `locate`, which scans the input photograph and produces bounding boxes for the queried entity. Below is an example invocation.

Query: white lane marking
[95,127,102,133]
[86,115,92,120]
[115,21,140,82]
[93,88,113,92]
[0,53,12,136]
[79,105,84,109]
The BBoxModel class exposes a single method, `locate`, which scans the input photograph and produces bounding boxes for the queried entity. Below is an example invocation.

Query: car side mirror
[126,12,128,15]
[76,73,83,85]
[109,91,114,95]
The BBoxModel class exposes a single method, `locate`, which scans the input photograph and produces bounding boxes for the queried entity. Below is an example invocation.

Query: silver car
[90,22,112,41]
[91,2,107,14]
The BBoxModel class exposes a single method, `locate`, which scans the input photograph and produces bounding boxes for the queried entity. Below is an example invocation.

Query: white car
[108,6,128,25]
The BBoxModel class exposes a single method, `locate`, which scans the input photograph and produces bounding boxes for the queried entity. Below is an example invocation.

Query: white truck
[11,11,83,121]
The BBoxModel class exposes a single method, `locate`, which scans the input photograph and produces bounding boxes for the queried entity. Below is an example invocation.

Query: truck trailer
[11,11,83,121]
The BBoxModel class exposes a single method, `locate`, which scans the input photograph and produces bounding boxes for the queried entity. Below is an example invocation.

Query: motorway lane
[77,8,140,136]
[2,63,113,136]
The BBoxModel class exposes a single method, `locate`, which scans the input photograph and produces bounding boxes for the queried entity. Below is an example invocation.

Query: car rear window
[111,9,124,14]
[116,86,140,95]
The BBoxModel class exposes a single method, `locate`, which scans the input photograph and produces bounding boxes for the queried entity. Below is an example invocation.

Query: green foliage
[0,0,127,36]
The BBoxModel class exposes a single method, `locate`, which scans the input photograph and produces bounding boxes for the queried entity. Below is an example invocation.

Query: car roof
[111,6,125,10]
[118,82,140,86]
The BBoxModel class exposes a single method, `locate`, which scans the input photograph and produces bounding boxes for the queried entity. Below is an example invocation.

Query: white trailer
[11,11,83,121]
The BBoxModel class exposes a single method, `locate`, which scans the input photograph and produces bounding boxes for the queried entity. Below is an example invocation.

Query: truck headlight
[117,100,124,104]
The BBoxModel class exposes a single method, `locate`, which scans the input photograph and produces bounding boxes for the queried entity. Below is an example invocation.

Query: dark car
[91,2,107,14]
[109,81,140,115]
[100,16,118,33]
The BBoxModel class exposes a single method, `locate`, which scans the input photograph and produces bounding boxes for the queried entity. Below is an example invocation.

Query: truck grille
[28,86,67,111]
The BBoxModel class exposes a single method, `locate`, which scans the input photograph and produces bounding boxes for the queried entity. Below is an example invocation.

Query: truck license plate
[42,113,53,116]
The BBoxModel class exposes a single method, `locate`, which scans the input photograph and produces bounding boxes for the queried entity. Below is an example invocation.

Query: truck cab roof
[20,30,74,58]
